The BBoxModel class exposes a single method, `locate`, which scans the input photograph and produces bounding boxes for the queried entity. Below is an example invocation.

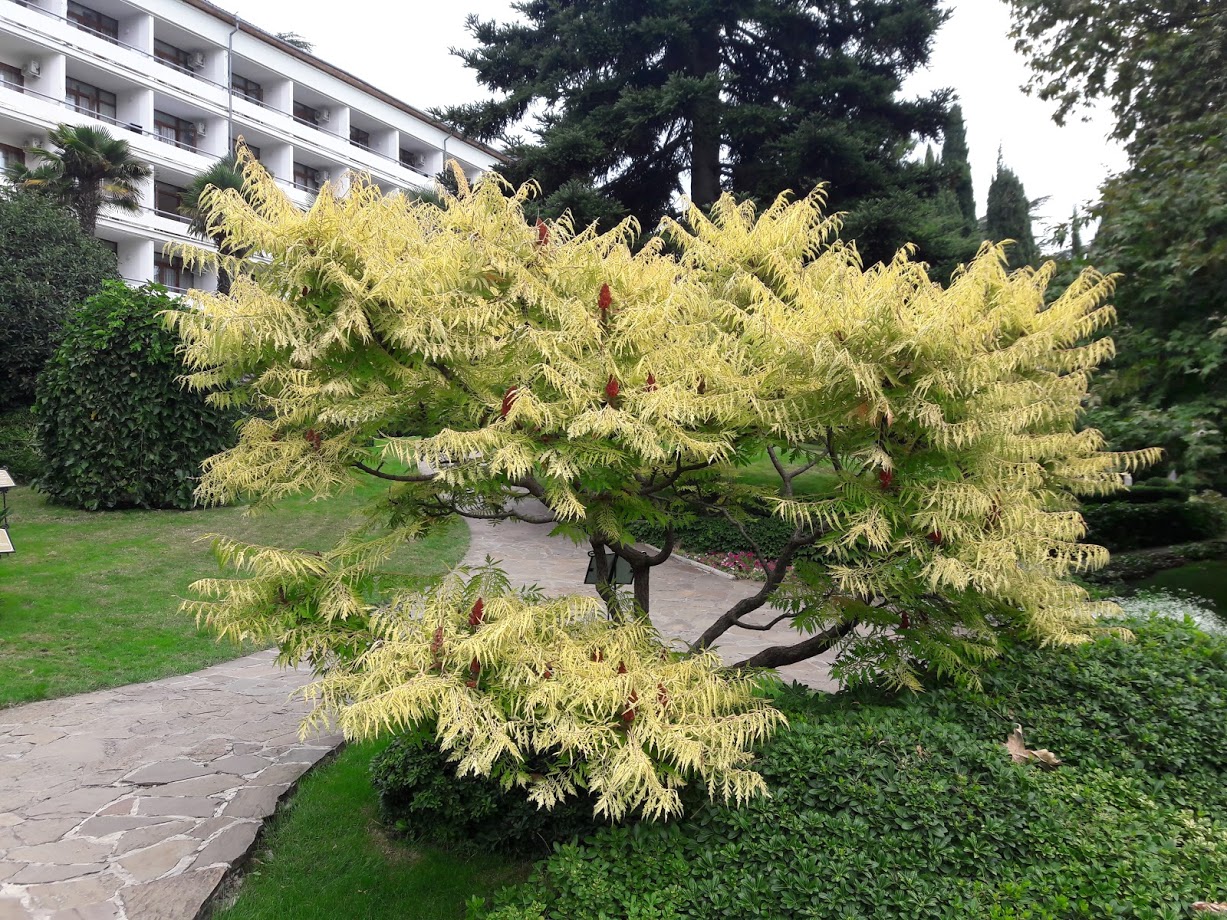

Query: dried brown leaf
[1004,725,1061,770]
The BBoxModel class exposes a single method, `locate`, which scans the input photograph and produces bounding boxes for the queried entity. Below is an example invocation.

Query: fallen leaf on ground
[1004,725,1061,769]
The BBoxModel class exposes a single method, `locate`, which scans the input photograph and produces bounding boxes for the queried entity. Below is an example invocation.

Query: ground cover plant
[475,615,1227,920]
[171,157,1155,820]
[214,740,529,920]
[0,484,467,707]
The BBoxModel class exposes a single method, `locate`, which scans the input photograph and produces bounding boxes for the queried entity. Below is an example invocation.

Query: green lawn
[0,484,468,707]
[214,740,529,920]
[722,450,838,497]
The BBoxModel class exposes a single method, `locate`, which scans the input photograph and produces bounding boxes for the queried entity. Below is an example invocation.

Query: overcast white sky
[236,0,1126,246]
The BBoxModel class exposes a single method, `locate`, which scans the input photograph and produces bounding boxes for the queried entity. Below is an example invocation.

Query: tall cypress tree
[985,154,1038,270]
[942,104,977,230]
[439,0,952,260]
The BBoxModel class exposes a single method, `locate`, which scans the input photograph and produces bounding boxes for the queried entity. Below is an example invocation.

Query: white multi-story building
[0,0,504,291]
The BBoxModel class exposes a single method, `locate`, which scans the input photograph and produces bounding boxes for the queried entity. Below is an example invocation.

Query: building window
[66,78,117,124]
[154,111,197,151]
[98,238,119,255]
[349,126,370,150]
[154,40,193,73]
[68,2,119,42]
[232,74,263,105]
[293,162,321,192]
[0,143,25,171]
[399,148,425,173]
[0,62,24,93]
[154,254,195,291]
[154,181,188,221]
[293,101,320,126]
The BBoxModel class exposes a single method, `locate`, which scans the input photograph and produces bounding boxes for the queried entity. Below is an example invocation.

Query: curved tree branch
[353,461,438,483]
[729,618,858,669]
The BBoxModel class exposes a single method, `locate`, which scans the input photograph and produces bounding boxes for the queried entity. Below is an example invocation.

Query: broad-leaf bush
[477,616,1227,919]
[0,190,116,410]
[36,280,235,510]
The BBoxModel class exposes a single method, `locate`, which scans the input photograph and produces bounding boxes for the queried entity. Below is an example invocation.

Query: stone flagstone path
[0,654,340,919]
[0,507,834,919]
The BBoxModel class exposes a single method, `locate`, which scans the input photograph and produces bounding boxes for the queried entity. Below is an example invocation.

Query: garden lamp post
[0,467,14,556]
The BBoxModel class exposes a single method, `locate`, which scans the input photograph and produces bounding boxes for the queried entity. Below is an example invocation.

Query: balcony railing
[2,0,470,187]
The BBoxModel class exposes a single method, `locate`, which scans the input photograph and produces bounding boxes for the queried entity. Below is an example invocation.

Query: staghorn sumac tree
[169,155,1155,818]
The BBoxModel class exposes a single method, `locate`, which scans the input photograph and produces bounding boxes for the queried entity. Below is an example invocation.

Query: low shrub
[371,728,606,856]
[0,408,41,484]
[1081,496,1226,551]
[36,281,236,510]
[476,616,1227,919]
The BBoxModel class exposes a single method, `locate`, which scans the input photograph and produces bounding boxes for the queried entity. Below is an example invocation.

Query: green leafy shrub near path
[478,616,1227,919]
[372,728,603,856]
[36,281,235,510]
[0,408,41,484]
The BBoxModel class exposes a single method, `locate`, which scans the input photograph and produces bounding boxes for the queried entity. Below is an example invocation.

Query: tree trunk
[77,192,100,238]
[687,30,723,211]
[632,561,650,618]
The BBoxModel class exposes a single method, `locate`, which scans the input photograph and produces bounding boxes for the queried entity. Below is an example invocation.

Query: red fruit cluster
[878,469,894,490]
[645,372,657,392]
[592,648,603,663]
[536,219,549,246]
[899,611,911,630]
[598,283,612,312]
[622,689,639,723]
[430,626,444,670]
[304,429,323,452]
[657,683,669,709]
[927,530,943,545]
[605,376,621,406]
[468,598,485,628]
[501,385,518,418]
[697,377,707,395]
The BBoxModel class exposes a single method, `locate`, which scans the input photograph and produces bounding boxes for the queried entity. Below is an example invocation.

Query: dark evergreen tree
[440,0,953,262]
[984,154,1038,270]
[942,104,976,229]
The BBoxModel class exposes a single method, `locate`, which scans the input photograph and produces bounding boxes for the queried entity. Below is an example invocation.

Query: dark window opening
[66,78,117,123]
[154,40,193,73]
[0,62,25,93]
[349,126,370,150]
[232,73,263,105]
[154,181,188,221]
[293,162,321,192]
[154,254,195,291]
[293,101,319,126]
[154,111,198,151]
[68,2,119,42]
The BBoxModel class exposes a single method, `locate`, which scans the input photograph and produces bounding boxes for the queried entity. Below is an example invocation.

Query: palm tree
[179,154,246,294]
[4,124,150,236]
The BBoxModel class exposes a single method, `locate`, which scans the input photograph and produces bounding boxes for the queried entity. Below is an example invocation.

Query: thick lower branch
[689,529,818,652]
[354,461,437,483]
[730,618,858,669]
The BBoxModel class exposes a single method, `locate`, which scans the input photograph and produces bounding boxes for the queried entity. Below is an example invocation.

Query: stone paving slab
[0,653,340,919]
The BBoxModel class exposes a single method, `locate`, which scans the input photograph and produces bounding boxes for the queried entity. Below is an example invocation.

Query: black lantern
[584,547,634,585]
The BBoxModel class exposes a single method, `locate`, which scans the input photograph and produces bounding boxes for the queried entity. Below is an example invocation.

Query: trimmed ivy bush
[0,191,117,410]
[36,281,235,510]
[475,616,1227,919]
[630,509,797,558]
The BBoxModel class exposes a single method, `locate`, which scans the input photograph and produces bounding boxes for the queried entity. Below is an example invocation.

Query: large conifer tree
[984,155,1038,270]
[942,104,976,229]
[439,0,952,258]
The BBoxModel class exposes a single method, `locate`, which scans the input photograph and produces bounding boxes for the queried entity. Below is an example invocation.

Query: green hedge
[35,281,236,510]
[629,511,797,558]
[1081,497,1225,552]
[476,616,1227,919]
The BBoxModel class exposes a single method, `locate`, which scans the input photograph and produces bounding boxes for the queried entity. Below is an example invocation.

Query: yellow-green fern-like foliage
[170,153,1156,817]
